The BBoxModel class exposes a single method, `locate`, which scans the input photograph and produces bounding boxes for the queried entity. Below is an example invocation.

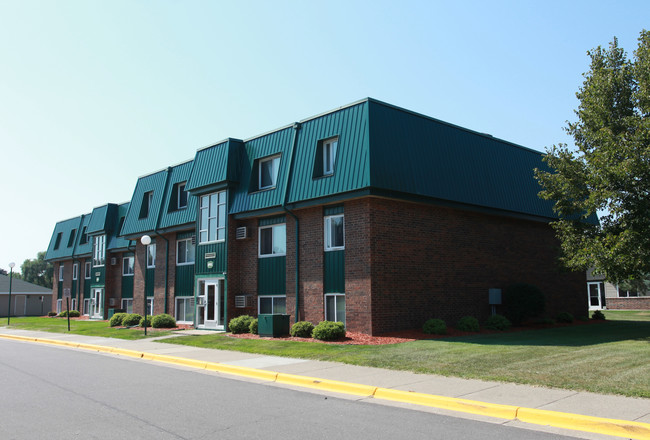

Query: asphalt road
[0,339,578,440]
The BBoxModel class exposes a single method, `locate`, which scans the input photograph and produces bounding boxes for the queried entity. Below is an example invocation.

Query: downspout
[153,167,172,315]
[282,122,302,323]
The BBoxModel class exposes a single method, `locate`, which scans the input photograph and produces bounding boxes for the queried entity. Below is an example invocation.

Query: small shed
[0,274,52,317]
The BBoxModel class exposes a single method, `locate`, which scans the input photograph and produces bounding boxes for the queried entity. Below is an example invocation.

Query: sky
[0,0,648,273]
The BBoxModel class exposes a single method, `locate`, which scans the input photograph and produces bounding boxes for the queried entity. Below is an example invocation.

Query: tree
[536,30,650,283]
[20,251,53,289]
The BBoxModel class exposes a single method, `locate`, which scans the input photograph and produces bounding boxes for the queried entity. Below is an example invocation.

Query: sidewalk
[1,327,648,440]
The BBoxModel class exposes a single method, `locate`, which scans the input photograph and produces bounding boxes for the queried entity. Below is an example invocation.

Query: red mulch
[228,319,602,345]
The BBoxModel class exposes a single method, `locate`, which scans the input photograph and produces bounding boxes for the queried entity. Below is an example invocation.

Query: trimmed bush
[312,321,346,341]
[422,318,447,335]
[152,314,176,328]
[229,315,254,334]
[139,315,152,327]
[503,283,546,325]
[58,310,68,317]
[556,312,574,323]
[290,321,315,338]
[58,310,80,317]
[456,316,480,332]
[48,311,57,317]
[122,313,143,327]
[249,319,258,335]
[484,314,511,331]
[110,312,128,327]
[592,310,606,320]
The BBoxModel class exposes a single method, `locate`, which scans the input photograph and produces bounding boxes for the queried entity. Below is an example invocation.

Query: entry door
[92,288,103,318]
[587,282,605,310]
[13,296,26,316]
[198,279,224,330]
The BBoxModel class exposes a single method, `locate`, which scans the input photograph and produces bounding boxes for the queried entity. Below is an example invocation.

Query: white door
[587,282,605,310]
[92,288,103,318]
[197,279,225,330]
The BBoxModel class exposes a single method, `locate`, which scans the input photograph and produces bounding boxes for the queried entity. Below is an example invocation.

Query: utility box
[258,314,290,337]
[107,308,116,319]
[489,288,502,305]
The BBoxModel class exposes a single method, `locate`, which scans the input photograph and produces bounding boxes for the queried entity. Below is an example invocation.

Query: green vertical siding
[145,268,154,296]
[57,281,63,299]
[258,256,286,295]
[195,241,227,275]
[90,267,105,286]
[121,275,134,299]
[324,250,345,293]
[175,264,195,296]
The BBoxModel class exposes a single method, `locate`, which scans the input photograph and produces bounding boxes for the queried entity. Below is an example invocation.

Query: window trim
[259,155,280,190]
[325,293,346,325]
[122,256,135,276]
[93,235,106,267]
[258,295,287,315]
[175,297,195,324]
[84,262,91,279]
[198,191,226,244]
[323,137,338,176]
[177,182,188,210]
[72,263,79,281]
[121,298,133,313]
[324,214,345,251]
[176,237,195,266]
[258,223,287,258]
[58,265,64,281]
[146,243,156,269]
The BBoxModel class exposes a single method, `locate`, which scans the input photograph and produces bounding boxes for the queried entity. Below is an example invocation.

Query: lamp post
[7,262,15,325]
[140,235,151,336]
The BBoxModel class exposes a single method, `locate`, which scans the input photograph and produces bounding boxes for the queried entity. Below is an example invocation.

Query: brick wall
[606,297,650,310]
[133,233,178,317]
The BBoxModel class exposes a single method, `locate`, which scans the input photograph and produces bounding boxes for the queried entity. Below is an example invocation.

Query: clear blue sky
[0,0,648,273]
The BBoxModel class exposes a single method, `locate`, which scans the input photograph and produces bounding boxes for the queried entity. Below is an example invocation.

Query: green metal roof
[158,160,197,229]
[87,204,119,234]
[186,139,243,193]
[45,215,85,261]
[120,169,169,237]
[108,202,132,250]
[74,214,93,256]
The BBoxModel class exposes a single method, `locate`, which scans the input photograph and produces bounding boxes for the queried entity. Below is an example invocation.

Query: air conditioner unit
[110,257,117,265]
[236,227,248,240]
[191,234,196,245]
[234,295,253,308]
[109,298,115,306]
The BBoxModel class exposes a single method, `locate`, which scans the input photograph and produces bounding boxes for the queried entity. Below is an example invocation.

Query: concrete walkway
[1,327,648,440]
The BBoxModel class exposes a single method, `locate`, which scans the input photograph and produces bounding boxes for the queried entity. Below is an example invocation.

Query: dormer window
[139,191,153,219]
[67,229,77,248]
[79,227,88,245]
[259,155,280,190]
[178,182,188,209]
[54,232,63,250]
[323,138,338,175]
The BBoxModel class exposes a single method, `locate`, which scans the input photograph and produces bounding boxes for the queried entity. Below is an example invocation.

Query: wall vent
[234,295,253,308]
[110,257,117,265]
[236,227,248,240]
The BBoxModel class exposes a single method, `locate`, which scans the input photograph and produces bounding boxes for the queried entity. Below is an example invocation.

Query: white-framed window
[199,191,226,244]
[178,182,188,209]
[93,235,106,267]
[122,256,134,276]
[139,191,154,219]
[324,214,345,251]
[84,262,91,279]
[83,299,90,316]
[177,238,195,265]
[258,295,286,314]
[146,297,154,316]
[325,293,346,326]
[58,265,64,281]
[56,299,62,314]
[175,297,195,323]
[259,224,286,257]
[72,263,79,280]
[147,243,156,268]
[71,298,77,311]
[323,138,338,175]
[259,155,280,190]
[121,299,133,313]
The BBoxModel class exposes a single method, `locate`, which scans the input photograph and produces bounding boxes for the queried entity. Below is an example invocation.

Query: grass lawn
[162,312,650,398]
[0,316,173,340]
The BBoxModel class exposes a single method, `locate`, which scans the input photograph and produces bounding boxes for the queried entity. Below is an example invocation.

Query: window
[258,295,286,314]
[71,298,77,311]
[177,238,195,265]
[139,191,153,219]
[67,229,77,248]
[54,232,63,250]
[56,299,62,314]
[325,293,346,326]
[147,243,156,268]
[58,265,64,281]
[84,262,91,279]
[176,297,195,323]
[72,263,79,281]
[259,224,286,257]
[93,235,106,267]
[146,298,154,316]
[121,299,133,313]
[178,182,188,209]
[324,214,344,251]
[83,299,90,316]
[80,227,88,245]
[323,138,338,175]
[259,155,280,190]
[199,191,226,244]
[122,256,134,276]
[117,216,125,235]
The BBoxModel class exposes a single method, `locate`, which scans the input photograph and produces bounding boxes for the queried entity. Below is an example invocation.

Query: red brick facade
[606,297,650,310]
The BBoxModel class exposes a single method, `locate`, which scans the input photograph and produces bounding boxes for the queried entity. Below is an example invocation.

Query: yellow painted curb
[276,373,377,397]
[149,354,208,369]
[517,407,650,440]
[374,387,519,420]
[35,338,79,348]
[110,347,146,359]
[76,342,109,352]
[204,362,279,382]
[0,334,37,342]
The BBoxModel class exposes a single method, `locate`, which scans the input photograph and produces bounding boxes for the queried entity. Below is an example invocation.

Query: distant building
[45,98,589,334]
[0,274,52,317]
[587,269,650,311]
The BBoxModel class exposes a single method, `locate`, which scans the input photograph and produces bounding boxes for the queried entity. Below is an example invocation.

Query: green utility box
[258,314,290,337]
[107,308,115,319]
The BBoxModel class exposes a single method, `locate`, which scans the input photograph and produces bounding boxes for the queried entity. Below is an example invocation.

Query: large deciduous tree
[21,251,53,289]
[536,30,650,283]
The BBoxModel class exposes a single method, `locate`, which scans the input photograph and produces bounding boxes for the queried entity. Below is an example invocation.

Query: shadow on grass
[433,320,650,347]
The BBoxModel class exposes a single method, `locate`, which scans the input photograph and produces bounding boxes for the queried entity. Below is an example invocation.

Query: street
[0,339,578,440]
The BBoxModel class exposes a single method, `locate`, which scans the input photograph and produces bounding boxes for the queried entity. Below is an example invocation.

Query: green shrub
[290,321,315,337]
[556,312,574,323]
[48,311,57,317]
[484,314,511,331]
[152,314,176,328]
[312,321,346,341]
[109,313,128,327]
[422,318,447,335]
[122,313,143,327]
[249,318,258,335]
[139,315,152,327]
[58,310,68,317]
[592,310,606,320]
[503,283,546,325]
[69,310,81,317]
[229,315,254,334]
[456,316,480,332]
